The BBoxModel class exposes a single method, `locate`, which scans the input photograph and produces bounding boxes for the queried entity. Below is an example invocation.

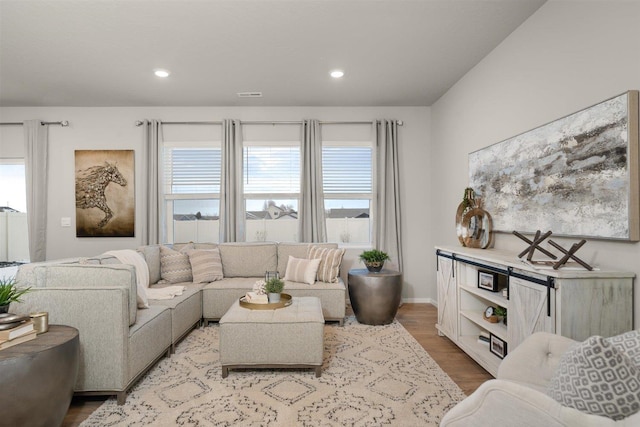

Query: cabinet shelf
[460,285,508,308]
[460,310,507,340]
[458,335,501,376]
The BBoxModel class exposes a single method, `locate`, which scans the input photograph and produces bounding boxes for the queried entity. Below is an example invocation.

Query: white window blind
[322,146,372,194]
[243,146,300,194]
[164,147,221,194]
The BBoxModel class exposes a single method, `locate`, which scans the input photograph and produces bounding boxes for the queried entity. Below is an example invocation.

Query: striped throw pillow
[308,245,345,283]
[187,248,223,284]
[283,256,321,285]
[160,243,194,284]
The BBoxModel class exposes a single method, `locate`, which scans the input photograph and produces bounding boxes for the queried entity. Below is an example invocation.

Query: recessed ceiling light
[154,69,170,78]
[330,70,344,78]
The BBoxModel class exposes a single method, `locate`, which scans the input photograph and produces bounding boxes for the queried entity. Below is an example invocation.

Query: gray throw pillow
[547,335,640,420]
[159,243,194,284]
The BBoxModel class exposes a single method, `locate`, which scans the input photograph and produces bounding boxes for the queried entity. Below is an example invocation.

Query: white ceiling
[0,0,546,107]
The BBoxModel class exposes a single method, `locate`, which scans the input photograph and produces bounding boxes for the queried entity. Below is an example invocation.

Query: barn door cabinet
[435,246,634,377]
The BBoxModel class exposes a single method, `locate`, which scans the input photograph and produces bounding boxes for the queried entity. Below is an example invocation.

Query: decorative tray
[239,293,292,310]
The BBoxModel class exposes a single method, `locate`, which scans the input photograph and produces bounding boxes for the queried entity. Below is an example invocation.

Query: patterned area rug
[80,317,465,426]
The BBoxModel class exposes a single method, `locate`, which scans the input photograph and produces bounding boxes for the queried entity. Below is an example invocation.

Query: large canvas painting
[75,150,135,237]
[469,91,639,241]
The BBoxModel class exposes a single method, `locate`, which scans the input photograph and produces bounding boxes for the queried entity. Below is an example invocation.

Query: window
[243,142,300,242]
[322,142,374,244]
[0,159,29,262]
[162,142,221,243]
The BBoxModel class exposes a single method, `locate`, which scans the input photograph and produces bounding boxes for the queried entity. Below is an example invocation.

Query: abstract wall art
[75,149,135,237]
[469,91,639,241]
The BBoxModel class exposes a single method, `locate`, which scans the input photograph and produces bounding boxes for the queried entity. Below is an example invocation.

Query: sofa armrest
[498,332,576,391]
[32,264,138,326]
[14,286,131,393]
[440,379,616,427]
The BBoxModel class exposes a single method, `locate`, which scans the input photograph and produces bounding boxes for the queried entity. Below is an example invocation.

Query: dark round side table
[348,269,403,325]
[0,325,79,427]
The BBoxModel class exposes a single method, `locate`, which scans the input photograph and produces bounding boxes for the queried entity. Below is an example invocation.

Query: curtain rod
[0,121,69,127]
[135,119,403,126]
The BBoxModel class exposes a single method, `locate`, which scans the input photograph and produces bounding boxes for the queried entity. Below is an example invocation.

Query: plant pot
[268,293,281,303]
[0,304,9,314]
[365,261,384,273]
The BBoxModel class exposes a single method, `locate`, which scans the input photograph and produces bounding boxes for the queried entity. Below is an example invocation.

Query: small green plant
[494,306,507,318]
[359,249,390,264]
[264,277,285,294]
[0,276,30,306]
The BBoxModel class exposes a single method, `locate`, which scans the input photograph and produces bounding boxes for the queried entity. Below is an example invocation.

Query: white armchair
[440,332,640,427]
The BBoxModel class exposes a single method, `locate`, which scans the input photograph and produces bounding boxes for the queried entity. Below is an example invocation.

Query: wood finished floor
[62,303,492,426]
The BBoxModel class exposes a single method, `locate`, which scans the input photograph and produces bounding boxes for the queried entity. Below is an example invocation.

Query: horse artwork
[75,150,135,237]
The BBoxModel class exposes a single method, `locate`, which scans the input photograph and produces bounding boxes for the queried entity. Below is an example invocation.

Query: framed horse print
[75,150,135,237]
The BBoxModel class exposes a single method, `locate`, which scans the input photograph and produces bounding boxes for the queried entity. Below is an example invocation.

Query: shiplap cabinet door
[436,256,457,339]
[507,277,555,349]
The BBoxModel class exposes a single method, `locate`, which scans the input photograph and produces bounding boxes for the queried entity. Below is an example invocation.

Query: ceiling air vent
[237,92,263,98]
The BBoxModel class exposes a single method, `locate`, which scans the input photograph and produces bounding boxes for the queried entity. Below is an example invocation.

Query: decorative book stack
[478,331,490,347]
[0,315,37,350]
[244,292,268,304]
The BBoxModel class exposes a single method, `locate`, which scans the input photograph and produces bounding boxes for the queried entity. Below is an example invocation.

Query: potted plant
[0,276,30,313]
[264,277,285,303]
[494,306,507,325]
[359,249,390,273]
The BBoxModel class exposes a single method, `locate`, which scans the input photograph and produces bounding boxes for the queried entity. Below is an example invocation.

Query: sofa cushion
[218,242,277,278]
[547,335,640,420]
[187,248,223,284]
[308,245,345,283]
[138,245,161,285]
[160,244,194,284]
[283,256,321,285]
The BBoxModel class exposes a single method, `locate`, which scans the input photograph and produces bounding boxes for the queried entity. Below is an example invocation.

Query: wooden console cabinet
[435,246,634,377]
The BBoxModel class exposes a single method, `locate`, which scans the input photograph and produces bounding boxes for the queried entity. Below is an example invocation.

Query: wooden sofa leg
[116,391,127,405]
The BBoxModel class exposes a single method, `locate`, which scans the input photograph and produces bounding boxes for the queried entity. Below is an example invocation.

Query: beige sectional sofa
[13,242,346,404]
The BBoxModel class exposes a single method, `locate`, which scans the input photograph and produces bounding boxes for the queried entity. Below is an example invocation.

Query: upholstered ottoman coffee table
[219,296,324,377]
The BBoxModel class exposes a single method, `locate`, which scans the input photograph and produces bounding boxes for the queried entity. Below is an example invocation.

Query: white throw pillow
[283,256,321,285]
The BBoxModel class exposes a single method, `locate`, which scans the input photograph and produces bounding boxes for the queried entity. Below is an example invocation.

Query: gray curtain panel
[23,120,48,262]
[142,120,162,245]
[375,120,404,272]
[220,119,244,242]
[299,119,327,243]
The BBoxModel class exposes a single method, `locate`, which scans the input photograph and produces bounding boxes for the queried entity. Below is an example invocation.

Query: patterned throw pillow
[308,245,345,283]
[159,243,194,284]
[607,330,640,367]
[547,335,640,420]
[283,256,321,285]
[187,248,223,284]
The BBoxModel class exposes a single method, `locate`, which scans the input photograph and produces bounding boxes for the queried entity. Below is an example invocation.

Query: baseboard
[401,298,436,305]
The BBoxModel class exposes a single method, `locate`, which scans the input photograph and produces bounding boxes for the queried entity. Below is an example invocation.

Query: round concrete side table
[348,269,403,325]
[0,325,79,427]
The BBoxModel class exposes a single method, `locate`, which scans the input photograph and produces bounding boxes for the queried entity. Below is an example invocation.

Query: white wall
[431,0,640,326]
[0,106,431,302]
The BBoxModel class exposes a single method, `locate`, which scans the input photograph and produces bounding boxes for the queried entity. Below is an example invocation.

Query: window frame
[161,140,221,243]
[322,139,376,246]
[243,140,301,242]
